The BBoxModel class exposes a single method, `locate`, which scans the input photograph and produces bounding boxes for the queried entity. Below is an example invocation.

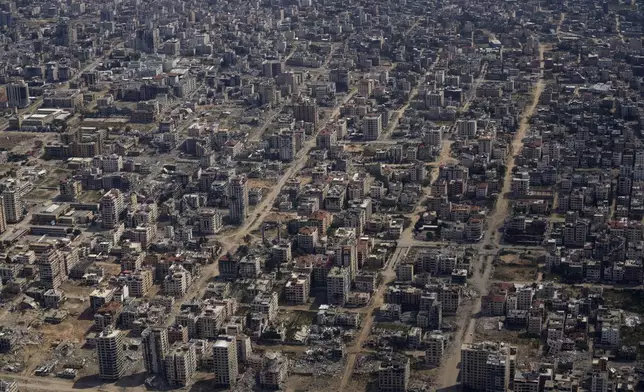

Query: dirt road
[0,373,145,392]
[383,51,442,137]
[248,41,330,143]
[163,87,360,327]
[337,246,407,390]
[483,45,545,248]
[435,44,548,389]
[397,61,487,249]
[556,12,566,38]
[434,254,493,388]
[615,14,624,43]
[461,62,488,112]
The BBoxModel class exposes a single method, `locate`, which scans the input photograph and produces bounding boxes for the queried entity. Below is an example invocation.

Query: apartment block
[163,265,192,297]
[142,327,169,375]
[228,176,248,224]
[164,342,197,386]
[326,267,350,306]
[271,242,292,263]
[251,292,279,322]
[100,189,124,229]
[285,272,310,304]
[90,287,116,310]
[37,248,64,289]
[199,210,223,234]
[461,342,513,392]
[259,351,288,390]
[96,328,125,381]
[196,304,227,339]
[213,335,238,387]
[378,356,410,392]
[425,332,447,366]
[118,269,153,297]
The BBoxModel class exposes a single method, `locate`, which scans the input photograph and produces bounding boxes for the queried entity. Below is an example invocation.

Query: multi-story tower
[258,82,278,106]
[462,342,491,390]
[478,136,492,155]
[213,335,238,387]
[591,371,609,392]
[457,119,478,138]
[228,176,248,225]
[251,292,279,322]
[293,98,317,124]
[6,81,29,108]
[278,131,295,162]
[425,332,447,366]
[142,327,169,375]
[293,98,318,126]
[37,248,64,289]
[59,179,82,201]
[329,68,351,92]
[259,352,289,389]
[2,188,21,223]
[163,265,192,297]
[100,189,124,229]
[486,352,510,392]
[261,60,284,78]
[0,198,6,234]
[164,342,197,386]
[378,356,410,392]
[424,127,442,146]
[409,161,426,183]
[96,328,125,381]
[59,22,76,46]
[590,357,610,392]
[120,269,153,297]
[435,70,446,86]
[164,39,180,56]
[135,28,159,54]
[461,342,511,392]
[363,113,382,141]
[285,273,310,304]
[358,78,375,97]
[426,90,444,107]
[516,287,534,310]
[337,244,358,280]
[199,210,223,234]
[45,62,58,83]
[326,267,350,306]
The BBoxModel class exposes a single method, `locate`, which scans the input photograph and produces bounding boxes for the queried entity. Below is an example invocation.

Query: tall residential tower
[96,328,125,381]
[228,176,248,225]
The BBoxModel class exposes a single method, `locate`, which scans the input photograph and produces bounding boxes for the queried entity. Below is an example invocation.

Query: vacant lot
[0,133,36,150]
[493,253,540,281]
[603,289,644,314]
[285,374,340,392]
[492,264,538,281]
